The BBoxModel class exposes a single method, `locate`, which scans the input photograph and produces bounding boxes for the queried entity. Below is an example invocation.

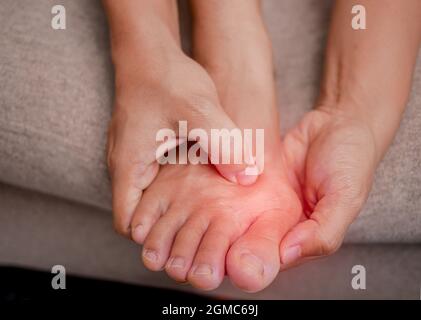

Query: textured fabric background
[0,0,420,242]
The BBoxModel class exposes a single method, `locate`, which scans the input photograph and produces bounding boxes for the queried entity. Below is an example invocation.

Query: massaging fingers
[107,111,167,237]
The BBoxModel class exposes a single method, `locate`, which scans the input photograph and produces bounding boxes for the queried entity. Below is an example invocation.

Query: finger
[110,160,159,237]
[186,101,260,186]
[107,112,174,237]
[279,194,360,266]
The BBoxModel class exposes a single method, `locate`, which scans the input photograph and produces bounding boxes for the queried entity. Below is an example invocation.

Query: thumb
[187,104,260,186]
[279,194,360,266]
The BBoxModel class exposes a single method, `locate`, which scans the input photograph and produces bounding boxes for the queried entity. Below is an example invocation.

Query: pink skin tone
[104,0,421,292]
[103,0,258,236]
[279,0,421,269]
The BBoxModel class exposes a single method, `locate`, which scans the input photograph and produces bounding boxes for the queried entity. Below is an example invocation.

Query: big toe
[226,210,298,293]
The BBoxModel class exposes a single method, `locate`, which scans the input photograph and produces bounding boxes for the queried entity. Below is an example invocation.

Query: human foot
[131,148,301,291]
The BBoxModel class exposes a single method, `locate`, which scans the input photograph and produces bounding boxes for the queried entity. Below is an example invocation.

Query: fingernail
[132,224,146,244]
[143,249,158,263]
[193,264,213,276]
[236,169,258,186]
[240,253,264,277]
[282,245,301,265]
[167,257,185,269]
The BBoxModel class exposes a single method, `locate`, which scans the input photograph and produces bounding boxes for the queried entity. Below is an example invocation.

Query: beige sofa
[0,0,420,299]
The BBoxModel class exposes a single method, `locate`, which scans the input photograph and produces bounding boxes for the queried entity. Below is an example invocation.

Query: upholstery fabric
[0,0,420,242]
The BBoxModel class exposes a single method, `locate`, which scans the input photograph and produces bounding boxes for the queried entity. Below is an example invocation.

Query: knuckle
[317,231,341,256]
[184,94,219,119]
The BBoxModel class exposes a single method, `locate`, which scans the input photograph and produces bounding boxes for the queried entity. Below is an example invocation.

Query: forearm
[190,0,276,133]
[190,0,265,47]
[320,0,421,159]
[102,0,181,75]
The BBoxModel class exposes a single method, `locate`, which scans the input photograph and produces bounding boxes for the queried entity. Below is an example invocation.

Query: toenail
[167,257,185,269]
[143,249,158,263]
[240,253,264,276]
[193,264,213,276]
[132,224,146,243]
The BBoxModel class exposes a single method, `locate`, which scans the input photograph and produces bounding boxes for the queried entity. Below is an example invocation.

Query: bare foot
[131,148,301,291]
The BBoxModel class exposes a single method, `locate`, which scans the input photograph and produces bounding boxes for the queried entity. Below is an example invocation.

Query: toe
[130,189,168,245]
[187,219,236,291]
[142,207,188,271]
[165,215,210,282]
[226,210,299,293]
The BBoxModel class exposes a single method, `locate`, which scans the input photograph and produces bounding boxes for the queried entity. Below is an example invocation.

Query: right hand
[107,48,256,236]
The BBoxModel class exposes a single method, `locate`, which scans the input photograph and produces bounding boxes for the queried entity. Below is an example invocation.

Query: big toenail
[143,249,158,262]
[193,264,213,276]
[240,253,264,276]
[168,257,185,269]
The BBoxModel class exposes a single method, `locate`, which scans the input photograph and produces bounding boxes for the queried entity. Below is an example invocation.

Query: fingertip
[216,166,259,186]
[236,169,258,186]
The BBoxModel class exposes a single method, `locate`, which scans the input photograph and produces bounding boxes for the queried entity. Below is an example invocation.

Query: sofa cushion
[1,182,420,299]
[0,0,420,242]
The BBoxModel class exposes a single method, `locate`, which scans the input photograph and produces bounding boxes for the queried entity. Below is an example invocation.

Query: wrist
[317,99,399,164]
[111,22,180,71]
[103,0,181,76]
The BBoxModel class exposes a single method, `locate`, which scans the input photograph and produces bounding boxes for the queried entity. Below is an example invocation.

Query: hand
[107,48,256,237]
[277,0,421,269]
[280,107,378,267]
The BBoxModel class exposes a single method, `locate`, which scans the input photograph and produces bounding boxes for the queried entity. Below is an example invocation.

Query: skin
[279,0,421,269]
[133,1,302,292]
[104,0,421,292]
[102,0,259,237]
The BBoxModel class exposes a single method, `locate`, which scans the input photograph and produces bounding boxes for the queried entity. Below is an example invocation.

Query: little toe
[142,207,188,271]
